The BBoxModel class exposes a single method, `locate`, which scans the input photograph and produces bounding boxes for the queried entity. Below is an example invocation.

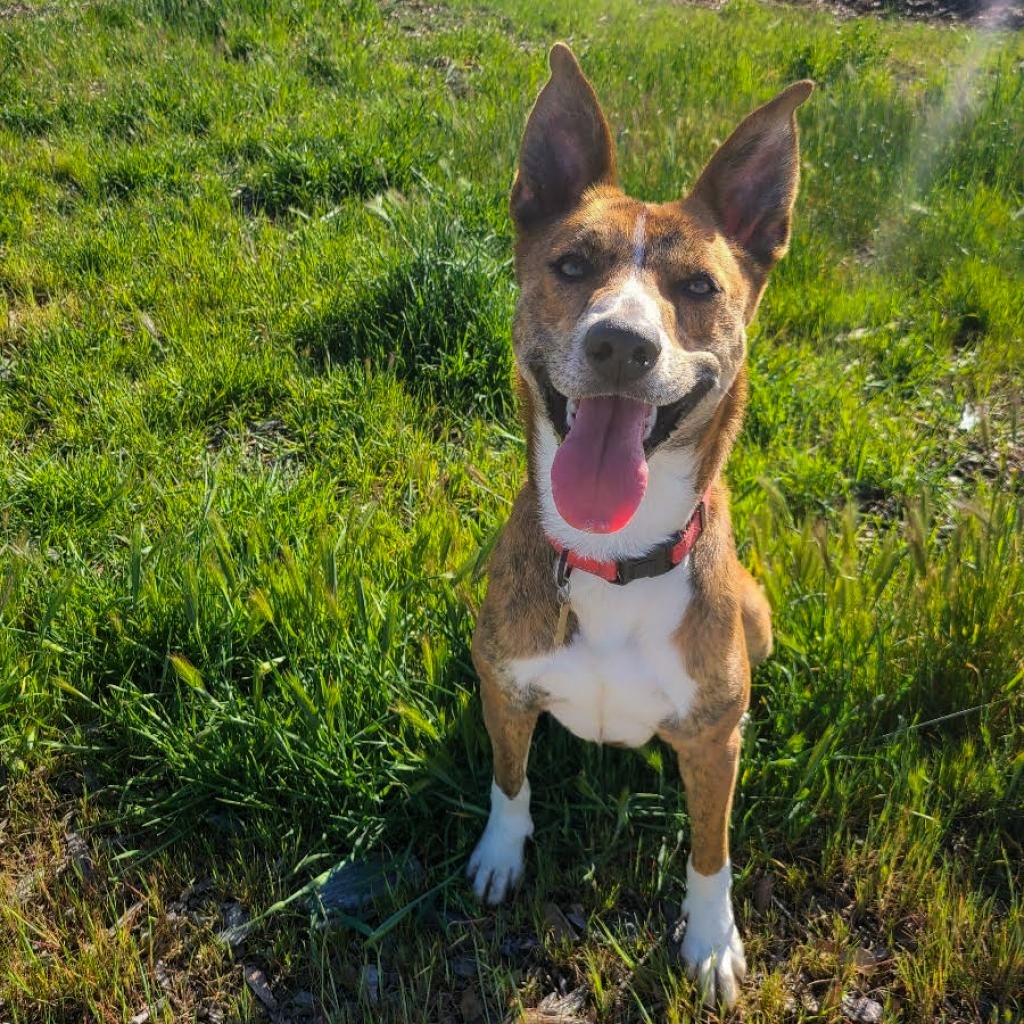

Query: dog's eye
[679,273,719,298]
[554,255,589,280]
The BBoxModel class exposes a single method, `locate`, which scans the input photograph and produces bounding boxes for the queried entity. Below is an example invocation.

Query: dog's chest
[508,564,696,747]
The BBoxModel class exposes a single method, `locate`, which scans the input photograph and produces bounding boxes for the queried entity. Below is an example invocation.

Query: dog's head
[511,44,811,547]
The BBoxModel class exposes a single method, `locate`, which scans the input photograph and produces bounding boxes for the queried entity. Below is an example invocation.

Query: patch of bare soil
[817,0,1024,27]
[680,0,1024,26]
[0,1,65,18]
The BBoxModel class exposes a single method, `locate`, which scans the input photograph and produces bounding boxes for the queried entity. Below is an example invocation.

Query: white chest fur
[509,562,696,747]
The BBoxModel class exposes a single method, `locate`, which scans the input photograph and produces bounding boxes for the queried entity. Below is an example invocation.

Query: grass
[0,0,1022,1020]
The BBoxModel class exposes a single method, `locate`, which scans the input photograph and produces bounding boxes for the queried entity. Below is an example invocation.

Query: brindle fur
[475,44,807,877]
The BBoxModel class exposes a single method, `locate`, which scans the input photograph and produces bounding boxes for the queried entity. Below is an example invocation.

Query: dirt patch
[681,0,1024,26]
[947,388,1024,489]
[0,772,242,1022]
[817,0,1024,26]
[0,1,68,18]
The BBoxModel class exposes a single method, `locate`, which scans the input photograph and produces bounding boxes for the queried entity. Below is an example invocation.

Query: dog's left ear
[689,81,814,272]
[510,43,617,230]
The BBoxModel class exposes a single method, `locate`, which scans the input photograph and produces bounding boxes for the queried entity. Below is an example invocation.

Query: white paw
[680,858,747,1008]
[467,824,527,904]
[467,779,533,905]
[680,915,747,1007]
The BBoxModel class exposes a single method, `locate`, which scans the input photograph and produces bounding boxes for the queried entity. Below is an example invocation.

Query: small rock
[244,965,278,1012]
[290,991,316,1010]
[362,965,380,1005]
[131,1000,166,1024]
[172,878,213,913]
[499,933,540,959]
[153,960,173,994]
[542,902,577,943]
[565,904,587,933]
[459,986,484,1022]
[542,988,586,1011]
[216,902,251,948]
[63,832,94,882]
[753,872,775,913]
[842,993,884,1023]
[222,902,248,929]
[525,988,589,1022]
[854,947,891,973]
[314,855,424,919]
[452,955,477,979]
[108,899,147,938]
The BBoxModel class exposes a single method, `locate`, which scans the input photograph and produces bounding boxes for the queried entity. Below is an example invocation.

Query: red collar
[548,490,709,587]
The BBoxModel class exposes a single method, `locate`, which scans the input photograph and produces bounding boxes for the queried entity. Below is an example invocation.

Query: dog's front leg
[670,722,747,1007]
[467,663,539,904]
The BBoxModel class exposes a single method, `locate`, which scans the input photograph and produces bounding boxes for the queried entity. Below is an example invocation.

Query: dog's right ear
[510,43,617,230]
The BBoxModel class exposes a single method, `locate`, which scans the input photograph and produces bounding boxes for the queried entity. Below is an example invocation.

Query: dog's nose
[583,320,661,385]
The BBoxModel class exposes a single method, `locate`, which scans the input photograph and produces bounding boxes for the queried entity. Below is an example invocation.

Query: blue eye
[555,255,589,280]
[681,273,718,297]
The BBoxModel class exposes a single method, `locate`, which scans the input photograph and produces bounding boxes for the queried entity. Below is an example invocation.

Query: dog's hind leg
[738,565,773,667]
[466,660,539,905]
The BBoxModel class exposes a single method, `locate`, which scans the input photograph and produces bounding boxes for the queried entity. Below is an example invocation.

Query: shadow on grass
[231,139,413,219]
[291,196,517,419]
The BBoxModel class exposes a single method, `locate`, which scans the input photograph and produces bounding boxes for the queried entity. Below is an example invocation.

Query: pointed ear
[510,43,617,229]
[689,81,813,270]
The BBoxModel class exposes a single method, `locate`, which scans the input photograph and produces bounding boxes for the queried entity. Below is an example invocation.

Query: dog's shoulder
[473,485,560,671]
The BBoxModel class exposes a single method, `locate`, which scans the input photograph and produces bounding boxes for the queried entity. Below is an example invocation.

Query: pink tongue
[551,396,650,533]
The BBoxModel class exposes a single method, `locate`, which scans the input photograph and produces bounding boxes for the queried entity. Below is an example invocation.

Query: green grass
[1,0,1022,1020]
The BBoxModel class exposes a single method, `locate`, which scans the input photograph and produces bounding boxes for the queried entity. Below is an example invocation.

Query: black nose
[583,320,661,385]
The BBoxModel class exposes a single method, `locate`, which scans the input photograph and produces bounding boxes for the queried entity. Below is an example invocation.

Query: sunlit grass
[0,0,1021,1020]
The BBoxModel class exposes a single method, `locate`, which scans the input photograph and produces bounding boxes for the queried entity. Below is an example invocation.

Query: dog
[467,43,811,1007]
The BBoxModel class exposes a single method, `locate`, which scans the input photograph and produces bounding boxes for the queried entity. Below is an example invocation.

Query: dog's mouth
[534,363,714,454]
[532,364,715,535]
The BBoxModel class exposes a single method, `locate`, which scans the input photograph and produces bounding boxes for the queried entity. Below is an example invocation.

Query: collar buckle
[613,530,683,585]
